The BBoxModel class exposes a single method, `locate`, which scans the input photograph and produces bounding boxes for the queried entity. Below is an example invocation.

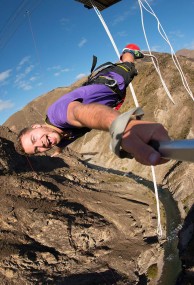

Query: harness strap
[85,55,116,84]
[86,75,124,104]
[90,55,98,73]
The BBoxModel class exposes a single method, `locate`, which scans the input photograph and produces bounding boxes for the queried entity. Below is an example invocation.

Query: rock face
[176,49,194,59]
[2,52,194,284]
[0,126,164,284]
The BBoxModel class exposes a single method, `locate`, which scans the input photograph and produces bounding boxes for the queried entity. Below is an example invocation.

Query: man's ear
[31,124,42,129]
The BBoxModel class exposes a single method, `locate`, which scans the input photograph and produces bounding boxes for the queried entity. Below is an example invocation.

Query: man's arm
[67,101,170,166]
[67,101,118,130]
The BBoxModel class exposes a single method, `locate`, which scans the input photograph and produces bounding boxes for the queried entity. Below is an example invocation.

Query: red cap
[124,43,140,50]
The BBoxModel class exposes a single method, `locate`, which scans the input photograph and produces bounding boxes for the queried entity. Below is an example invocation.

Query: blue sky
[0,0,194,125]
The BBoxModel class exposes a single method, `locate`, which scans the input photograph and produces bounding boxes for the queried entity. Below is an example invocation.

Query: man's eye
[34,147,38,154]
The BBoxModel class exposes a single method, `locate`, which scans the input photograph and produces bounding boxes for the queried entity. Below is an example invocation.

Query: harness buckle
[100,76,117,88]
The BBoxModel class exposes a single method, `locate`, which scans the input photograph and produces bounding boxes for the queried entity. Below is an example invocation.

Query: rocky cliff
[2,52,194,284]
[176,49,194,59]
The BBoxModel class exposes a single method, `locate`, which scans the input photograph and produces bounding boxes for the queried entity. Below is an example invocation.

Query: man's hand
[121,120,170,166]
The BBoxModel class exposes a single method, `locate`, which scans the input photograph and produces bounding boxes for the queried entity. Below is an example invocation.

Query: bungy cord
[137,0,194,101]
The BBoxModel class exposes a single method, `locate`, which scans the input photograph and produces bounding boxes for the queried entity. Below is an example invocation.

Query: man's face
[21,125,62,154]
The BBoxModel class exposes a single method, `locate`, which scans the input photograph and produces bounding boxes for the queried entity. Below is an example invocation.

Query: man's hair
[14,127,32,155]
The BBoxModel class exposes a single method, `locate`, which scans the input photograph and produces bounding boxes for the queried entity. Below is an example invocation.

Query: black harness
[82,55,138,106]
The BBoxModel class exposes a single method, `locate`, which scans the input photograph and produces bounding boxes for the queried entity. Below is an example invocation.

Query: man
[17,44,170,166]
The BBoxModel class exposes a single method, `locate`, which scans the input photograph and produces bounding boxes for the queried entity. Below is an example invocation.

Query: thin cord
[151,165,162,238]
[138,0,175,104]
[0,0,29,49]
[26,10,45,122]
[90,0,139,107]
[91,1,120,58]
[138,0,194,101]
[0,0,43,50]
[32,106,44,121]
[139,0,193,99]
[26,10,42,73]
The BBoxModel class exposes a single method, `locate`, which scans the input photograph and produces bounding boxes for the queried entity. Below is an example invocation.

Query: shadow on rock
[29,269,123,285]
[26,155,69,173]
[177,204,194,284]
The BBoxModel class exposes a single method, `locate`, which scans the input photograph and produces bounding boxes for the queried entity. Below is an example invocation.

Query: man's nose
[34,138,44,147]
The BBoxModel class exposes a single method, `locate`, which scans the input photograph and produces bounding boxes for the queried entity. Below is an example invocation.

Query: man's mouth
[46,136,56,147]
[47,137,51,147]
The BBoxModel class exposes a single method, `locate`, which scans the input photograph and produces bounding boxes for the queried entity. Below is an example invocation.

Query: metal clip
[103,76,117,87]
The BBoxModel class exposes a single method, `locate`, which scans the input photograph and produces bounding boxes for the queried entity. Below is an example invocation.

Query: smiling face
[20,125,62,154]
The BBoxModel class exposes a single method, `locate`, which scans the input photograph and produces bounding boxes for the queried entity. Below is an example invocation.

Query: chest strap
[86,75,124,102]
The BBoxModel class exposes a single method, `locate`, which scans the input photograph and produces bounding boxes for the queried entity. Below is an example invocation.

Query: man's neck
[44,122,64,135]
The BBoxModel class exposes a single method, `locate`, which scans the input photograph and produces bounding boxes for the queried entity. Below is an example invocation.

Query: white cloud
[169,30,184,38]
[17,56,31,71]
[112,11,130,26]
[15,73,23,84]
[0,69,12,83]
[29,76,37,81]
[76,73,86,80]
[15,64,35,84]
[0,99,14,111]
[189,41,194,49]
[182,40,194,50]
[60,17,73,32]
[150,45,162,52]
[47,65,61,71]
[52,67,70,77]
[61,68,70,72]
[117,31,128,37]
[15,63,35,90]
[60,17,69,26]
[78,38,87,48]
[16,80,32,91]
[25,64,34,74]
[37,82,43,86]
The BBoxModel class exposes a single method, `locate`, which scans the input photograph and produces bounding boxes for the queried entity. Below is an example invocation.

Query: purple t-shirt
[47,72,125,129]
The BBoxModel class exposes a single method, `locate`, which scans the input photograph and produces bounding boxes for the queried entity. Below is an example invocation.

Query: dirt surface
[0,126,165,284]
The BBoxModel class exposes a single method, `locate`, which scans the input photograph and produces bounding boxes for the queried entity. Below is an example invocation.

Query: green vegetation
[183,193,193,214]
[147,263,158,279]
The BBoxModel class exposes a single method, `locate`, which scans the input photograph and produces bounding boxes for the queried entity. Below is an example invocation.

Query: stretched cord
[90,0,140,107]
[138,0,194,101]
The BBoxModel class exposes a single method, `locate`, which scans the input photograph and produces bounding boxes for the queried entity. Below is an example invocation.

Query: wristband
[109,107,144,158]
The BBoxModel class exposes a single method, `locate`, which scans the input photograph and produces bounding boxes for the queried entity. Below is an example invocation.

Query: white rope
[137,0,175,104]
[151,165,163,238]
[137,0,194,101]
[91,2,120,58]
[90,0,140,108]
[89,0,163,238]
